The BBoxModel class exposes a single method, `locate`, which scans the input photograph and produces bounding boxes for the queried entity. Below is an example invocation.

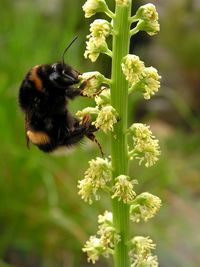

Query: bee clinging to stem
[19,37,103,155]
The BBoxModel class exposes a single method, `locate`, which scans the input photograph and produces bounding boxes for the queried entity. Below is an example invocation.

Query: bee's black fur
[19,63,99,153]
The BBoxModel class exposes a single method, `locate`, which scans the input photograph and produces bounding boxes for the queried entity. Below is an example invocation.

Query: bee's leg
[63,123,89,146]
[81,114,92,126]
[85,132,104,157]
[65,87,82,99]
[81,114,104,156]
[79,80,87,96]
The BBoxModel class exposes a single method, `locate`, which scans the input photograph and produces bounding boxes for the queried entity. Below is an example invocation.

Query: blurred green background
[0,0,200,266]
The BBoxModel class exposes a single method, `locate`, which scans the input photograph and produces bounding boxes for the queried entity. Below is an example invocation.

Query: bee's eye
[62,71,74,80]
[62,70,68,76]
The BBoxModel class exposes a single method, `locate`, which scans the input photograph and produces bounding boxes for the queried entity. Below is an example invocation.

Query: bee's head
[49,63,80,87]
[49,36,80,88]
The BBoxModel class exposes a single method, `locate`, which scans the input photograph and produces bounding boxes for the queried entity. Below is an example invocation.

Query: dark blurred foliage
[0,0,200,266]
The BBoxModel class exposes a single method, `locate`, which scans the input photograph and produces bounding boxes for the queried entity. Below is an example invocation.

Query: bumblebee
[19,38,102,154]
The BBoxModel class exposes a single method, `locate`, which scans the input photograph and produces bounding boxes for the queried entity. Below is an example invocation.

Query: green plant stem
[110,2,132,267]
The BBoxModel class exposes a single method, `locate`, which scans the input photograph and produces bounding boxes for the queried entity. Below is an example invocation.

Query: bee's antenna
[62,36,78,66]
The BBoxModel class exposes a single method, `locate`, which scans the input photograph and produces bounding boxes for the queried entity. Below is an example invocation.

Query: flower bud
[131,236,156,254]
[83,211,120,263]
[97,211,120,249]
[135,4,160,36]
[137,19,160,36]
[130,192,161,222]
[90,19,112,39]
[112,175,137,204]
[82,236,104,263]
[95,89,111,107]
[135,4,158,21]
[136,66,161,99]
[130,236,158,267]
[78,157,112,204]
[84,36,109,62]
[80,71,106,97]
[78,178,99,204]
[121,54,145,85]
[129,123,161,167]
[83,0,109,18]
[94,105,118,133]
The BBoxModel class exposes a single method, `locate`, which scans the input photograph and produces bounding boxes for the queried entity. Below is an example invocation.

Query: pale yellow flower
[129,123,161,167]
[82,236,103,263]
[122,54,145,85]
[130,236,158,267]
[112,175,137,204]
[130,192,162,222]
[90,19,111,38]
[83,0,108,18]
[78,157,112,204]
[140,67,161,99]
[136,4,158,21]
[94,105,118,133]
[80,71,105,97]
[95,88,111,107]
[84,36,109,62]
[135,4,160,36]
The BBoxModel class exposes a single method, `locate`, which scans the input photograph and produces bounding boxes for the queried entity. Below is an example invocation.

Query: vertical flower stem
[111,2,132,267]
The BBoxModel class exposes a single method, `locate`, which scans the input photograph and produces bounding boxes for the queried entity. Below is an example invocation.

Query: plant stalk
[110,2,132,267]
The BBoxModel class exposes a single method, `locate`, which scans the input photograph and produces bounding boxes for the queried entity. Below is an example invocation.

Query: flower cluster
[122,55,145,85]
[138,67,161,100]
[130,236,158,267]
[112,175,137,204]
[78,157,112,204]
[130,192,161,222]
[83,211,120,263]
[80,71,106,97]
[78,4,118,133]
[84,37,109,62]
[135,3,160,36]
[83,0,109,18]
[83,236,104,264]
[122,55,161,100]
[97,211,120,248]
[90,19,111,38]
[94,105,118,133]
[95,88,111,107]
[129,123,161,167]
[84,19,112,62]
[76,92,117,134]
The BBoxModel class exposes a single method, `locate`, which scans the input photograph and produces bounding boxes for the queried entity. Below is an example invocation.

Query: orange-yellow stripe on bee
[27,130,50,145]
[29,65,43,91]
